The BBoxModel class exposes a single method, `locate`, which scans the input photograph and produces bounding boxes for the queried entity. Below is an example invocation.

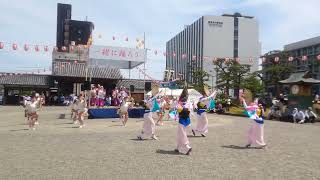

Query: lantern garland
[1,40,320,65]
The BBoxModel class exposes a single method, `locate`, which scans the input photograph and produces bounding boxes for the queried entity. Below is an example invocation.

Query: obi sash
[197,109,206,115]
[179,117,191,127]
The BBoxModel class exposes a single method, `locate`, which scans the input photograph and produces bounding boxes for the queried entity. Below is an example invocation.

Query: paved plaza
[0,106,319,180]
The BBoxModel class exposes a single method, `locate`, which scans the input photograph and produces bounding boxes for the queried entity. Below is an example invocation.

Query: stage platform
[88,107,145,119]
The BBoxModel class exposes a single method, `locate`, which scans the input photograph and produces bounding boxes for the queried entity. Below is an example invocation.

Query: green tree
[214,59,250,98]
[191,70,209,94]
[241,75,264,98]
[254,51,293,95]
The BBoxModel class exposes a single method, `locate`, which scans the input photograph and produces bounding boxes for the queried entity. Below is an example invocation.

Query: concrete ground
[0,106,319,180]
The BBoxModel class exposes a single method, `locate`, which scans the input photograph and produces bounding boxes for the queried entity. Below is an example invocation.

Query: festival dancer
[25,95,40,130]
[192,90,217,137]
[118,96,132,126]
[34,93,41,125]
[156,97,166,126]
[90,85,97,107]
[175,90,192,155]
[76,94,87,128]
[70,98,78,124]
[137,96,161,140]
[97,85,106,108]
[242,98,267,148]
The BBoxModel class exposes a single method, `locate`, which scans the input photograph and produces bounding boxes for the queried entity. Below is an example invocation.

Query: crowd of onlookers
[266,93,318,123]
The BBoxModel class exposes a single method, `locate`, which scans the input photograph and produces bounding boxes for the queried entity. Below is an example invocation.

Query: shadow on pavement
[108,125,123,127]
[55,122,74,125]
[187,135,203,138]
[9,128,29,131]
[221,145,250,149]
[156,149,181,155]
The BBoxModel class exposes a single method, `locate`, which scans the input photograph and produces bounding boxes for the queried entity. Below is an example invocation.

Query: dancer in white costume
[119,97,132,126]
[175,89,193,155]
[76,94,87,128]
[25,95,40,130]
[137,90,164,140]
[242,98,267,148]
[192,90,217,137]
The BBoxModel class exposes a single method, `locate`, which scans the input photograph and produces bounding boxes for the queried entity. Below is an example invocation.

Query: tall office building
[166,13,261,87]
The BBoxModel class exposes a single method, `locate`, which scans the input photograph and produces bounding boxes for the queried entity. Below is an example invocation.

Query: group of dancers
[23,88,267,155]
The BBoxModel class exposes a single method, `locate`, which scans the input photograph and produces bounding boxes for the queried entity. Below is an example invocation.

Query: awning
[279,71,320,84]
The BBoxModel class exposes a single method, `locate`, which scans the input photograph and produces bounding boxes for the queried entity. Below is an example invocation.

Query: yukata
[176,103,192,155]
[243,100,266,147]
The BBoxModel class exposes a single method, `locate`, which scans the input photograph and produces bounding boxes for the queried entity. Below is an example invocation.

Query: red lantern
[302,56,308,61]
[44,46,49,52]
[182,54,186,59]
[192,55,196,61]
[24,44,29,51]
[317,55,320,61]
[274,57,280,62]
[61,46,67,51]
[173,52,176,57]
[0,42,4,49]
[34,45,39,52]
[12,43,18,50]
[288,57,294,62]
[261,57,266,63]
[74,60,78,64]
[70,46,74,52]
[212,57,217,63]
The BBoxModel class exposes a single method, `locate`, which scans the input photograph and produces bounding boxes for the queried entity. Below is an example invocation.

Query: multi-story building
[166,13,261,87]
[262,36,320,95]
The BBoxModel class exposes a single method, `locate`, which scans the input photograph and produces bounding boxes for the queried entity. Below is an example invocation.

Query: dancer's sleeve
[242,99,248,109]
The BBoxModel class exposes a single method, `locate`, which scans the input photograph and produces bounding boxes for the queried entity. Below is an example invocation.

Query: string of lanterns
[2,37,320,67]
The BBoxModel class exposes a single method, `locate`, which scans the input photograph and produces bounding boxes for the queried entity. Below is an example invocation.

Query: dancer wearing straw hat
[192,90,217,137]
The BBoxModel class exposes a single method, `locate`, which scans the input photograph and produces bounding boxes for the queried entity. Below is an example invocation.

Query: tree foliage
[214,59,251,97]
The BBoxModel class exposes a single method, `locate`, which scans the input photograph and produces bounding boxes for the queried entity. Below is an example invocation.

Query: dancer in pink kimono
[242,98,267,148]
[97,85,106,108]
[137,95,161,140]
[175,91,192,155]
[192,90,217,137]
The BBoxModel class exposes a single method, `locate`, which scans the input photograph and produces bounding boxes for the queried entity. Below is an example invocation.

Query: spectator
[226,98,231,111]
[304,107,317,123]
[292,108,305,124]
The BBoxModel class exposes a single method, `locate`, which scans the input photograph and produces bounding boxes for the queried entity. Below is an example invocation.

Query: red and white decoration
[302,55,308,61]
[274,57,280,63]
[12,43,18,50]
[24,44,29,51]
[0,42,4,49]
[288,56,294,62]
[34,45,39,52]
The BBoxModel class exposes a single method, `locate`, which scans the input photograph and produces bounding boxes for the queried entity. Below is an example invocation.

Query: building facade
[166,13,261,86]
[262,36,320,96]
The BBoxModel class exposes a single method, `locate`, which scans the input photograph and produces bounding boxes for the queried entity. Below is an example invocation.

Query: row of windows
[166,17,204,83]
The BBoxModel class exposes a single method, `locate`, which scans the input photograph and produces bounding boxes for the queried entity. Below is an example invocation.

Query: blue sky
[0,0,320,79]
